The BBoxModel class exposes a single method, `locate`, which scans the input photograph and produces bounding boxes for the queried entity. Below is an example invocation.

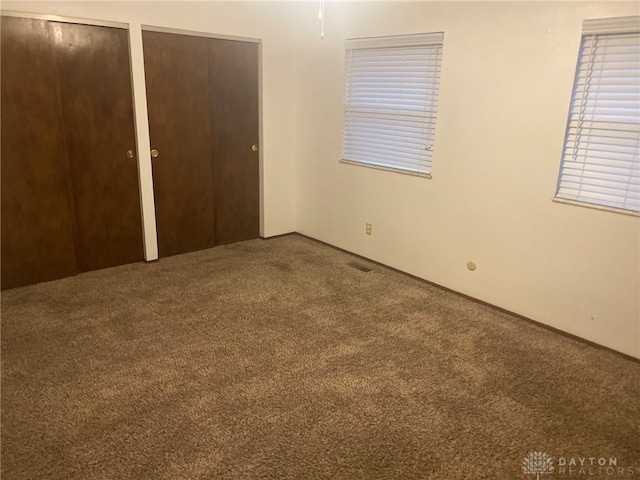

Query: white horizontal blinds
[557,18,640,213]
[343,33,443,175]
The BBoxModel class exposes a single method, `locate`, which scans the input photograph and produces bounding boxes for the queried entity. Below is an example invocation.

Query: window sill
[340,159,432,179]
[552,197,640,218]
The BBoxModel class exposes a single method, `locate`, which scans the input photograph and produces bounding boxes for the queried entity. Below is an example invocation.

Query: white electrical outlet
[365,223,372,235]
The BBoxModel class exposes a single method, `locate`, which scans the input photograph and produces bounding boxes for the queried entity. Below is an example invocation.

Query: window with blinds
[556,16,640,214]
[342,33,444,177]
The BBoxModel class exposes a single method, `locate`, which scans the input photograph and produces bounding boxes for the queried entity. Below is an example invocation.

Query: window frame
[553,16,640,217]
[341,32,444,179]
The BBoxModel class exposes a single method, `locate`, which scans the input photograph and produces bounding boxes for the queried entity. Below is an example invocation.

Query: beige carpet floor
[1,235,639,480]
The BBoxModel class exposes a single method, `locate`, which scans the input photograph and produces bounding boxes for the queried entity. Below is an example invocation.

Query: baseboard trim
[260,232,297,241]
[293,232,639,364]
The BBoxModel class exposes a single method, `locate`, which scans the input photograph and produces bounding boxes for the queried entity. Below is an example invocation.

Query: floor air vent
[348,261,374,272]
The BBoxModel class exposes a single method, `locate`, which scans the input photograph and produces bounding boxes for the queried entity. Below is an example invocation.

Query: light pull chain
[318,0,325,39]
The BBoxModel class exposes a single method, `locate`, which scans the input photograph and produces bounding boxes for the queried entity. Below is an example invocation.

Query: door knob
[251,144,258,152]
[126,150,135,158]
[151,149,159,158]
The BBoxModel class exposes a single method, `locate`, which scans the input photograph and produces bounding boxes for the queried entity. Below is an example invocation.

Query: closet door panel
[51,22,144,271]
[142,31,215,257]
[0,16,78,289]
[208,39,260,245]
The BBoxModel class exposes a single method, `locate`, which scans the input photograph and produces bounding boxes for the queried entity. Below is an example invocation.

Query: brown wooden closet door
[208,39,260,245]
[51,22,144,272]
[0,17,78,289]
[142,31,215,257]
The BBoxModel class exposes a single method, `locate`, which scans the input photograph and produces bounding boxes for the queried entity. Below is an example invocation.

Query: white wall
[293,1,640,358]
[3,1,639,358]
